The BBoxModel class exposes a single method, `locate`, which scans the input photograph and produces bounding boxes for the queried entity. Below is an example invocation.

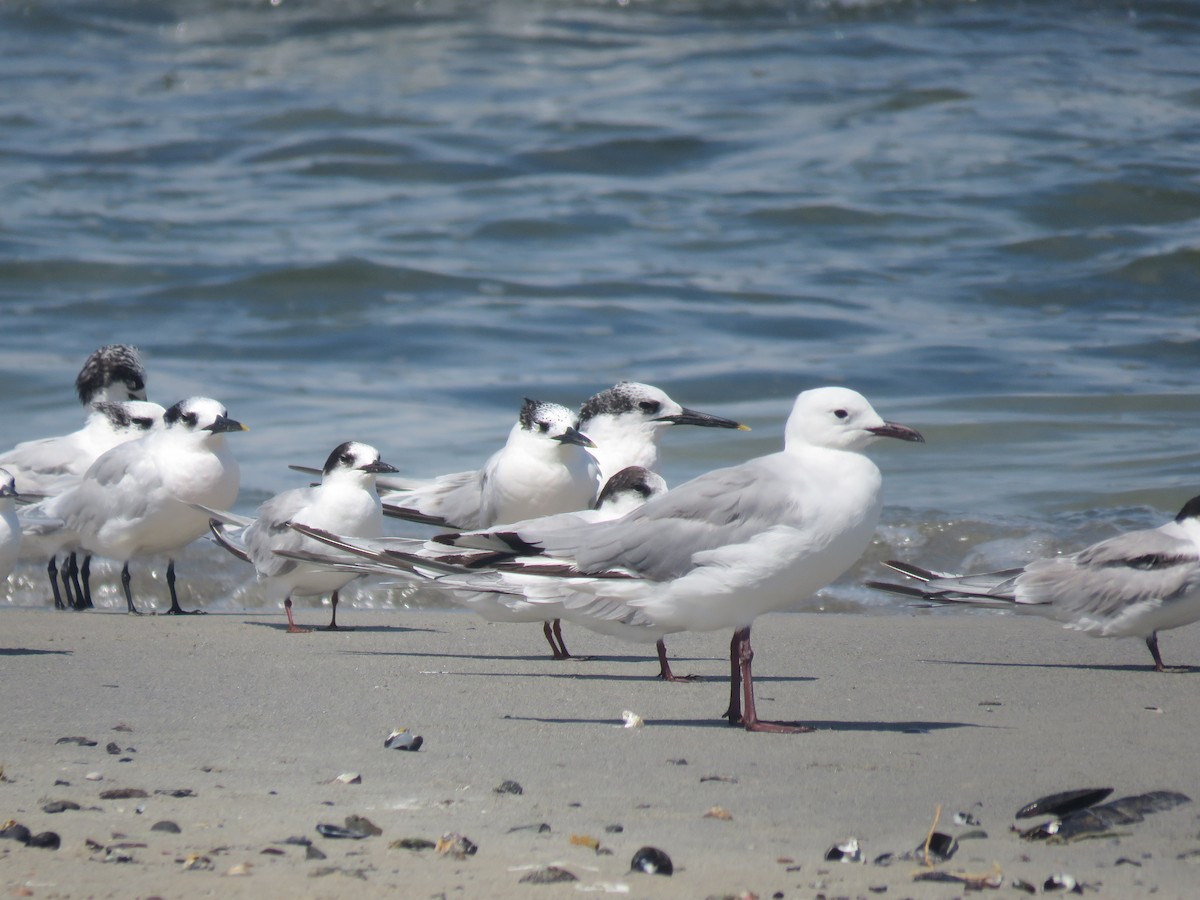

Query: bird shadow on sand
[502,713,984,733]
[239,620,438,635]
[921,658,1194,674]
[0,647,73,657]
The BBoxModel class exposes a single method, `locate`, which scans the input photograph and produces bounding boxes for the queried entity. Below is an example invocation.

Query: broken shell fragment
[824,838,863,863]
[952,811,980,826]
[436,832,478,859]
[224,862,253,876]
[182,853,214,871]
[1015,787,1113,819]
[1044,873,1082,893]
[621,710,644,728]
[384,728,423,751]
[630,845,673,875]
[918,831,958,863]
[315,815,381,840]
[704,806,733,820]
[1020,790,1191,842]
[520,865,578,884]
[494,779,523,795]
[28,831,61,850]
[390,837,437,851]
[335,772,362,785]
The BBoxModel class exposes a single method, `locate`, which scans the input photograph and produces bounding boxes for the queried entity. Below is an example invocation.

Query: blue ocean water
[1,0,1198,612]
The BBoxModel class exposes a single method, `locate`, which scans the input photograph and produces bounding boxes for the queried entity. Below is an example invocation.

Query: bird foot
[286,624,312,634]
[659,672,703,683]
[739,718,815,734]
[164,606,206,615]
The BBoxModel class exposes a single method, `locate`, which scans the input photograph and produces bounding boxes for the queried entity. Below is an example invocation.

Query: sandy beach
[1,606,1198,899]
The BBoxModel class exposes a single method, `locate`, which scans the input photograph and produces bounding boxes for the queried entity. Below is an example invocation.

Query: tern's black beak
[655,407,750,431]
[206,415,249,434]
[361,459,400,475]
[867,421,925,443]
[554,426,597,449]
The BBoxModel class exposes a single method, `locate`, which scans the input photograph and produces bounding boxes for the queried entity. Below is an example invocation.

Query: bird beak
[555,426,597,449]
[868,421,925,443]
[361,460,400,475]
[207,415,249,434]
[655,407,750,431]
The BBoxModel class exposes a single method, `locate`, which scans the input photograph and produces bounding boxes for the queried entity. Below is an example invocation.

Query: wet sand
[1,606,1197,898]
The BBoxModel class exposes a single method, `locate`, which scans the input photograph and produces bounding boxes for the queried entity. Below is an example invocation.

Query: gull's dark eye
[833,409,848,420]
[639,400,661,415]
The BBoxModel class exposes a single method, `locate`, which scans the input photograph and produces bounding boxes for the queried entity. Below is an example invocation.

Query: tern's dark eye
[133,417,154,429]
[536,420,550,433]
[638,400,661,414]
[833,409,848,420]
[340,453,354,466]
[183,412,199,427]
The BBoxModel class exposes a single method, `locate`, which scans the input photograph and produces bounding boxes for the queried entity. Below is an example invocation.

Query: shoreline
[1,607,1198,898]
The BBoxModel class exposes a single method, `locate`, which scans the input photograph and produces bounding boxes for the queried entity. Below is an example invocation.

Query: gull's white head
[321,441,399,482]
[162,397,247,439]
[784,387,924,453]
[76,344,147,405]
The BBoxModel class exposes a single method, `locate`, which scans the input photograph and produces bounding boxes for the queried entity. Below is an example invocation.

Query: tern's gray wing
[1014,526,1200,621]
[59,443,156,535]
[491,457,798,582]
[382,470,485,529]
[242,487,317,578]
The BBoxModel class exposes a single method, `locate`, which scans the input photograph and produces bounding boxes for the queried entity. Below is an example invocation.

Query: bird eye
[639,401,661,414]
[537,421,550,433]
[133,417,153,429]
[833,409,848,420]
[340,454,354,465]
[183,413,198,427]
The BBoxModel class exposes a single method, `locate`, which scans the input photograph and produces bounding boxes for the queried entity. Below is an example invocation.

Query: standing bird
[281,466,669,657]
[290,387,923,731]
[0,344,150,608]
[205,442,397,632]
[867,496,1200,672]
[377,398,599,529]
[15,401,166,608]
[0,470,22,583]
[52,397,246,615]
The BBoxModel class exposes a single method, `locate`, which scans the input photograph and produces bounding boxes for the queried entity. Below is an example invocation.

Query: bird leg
[551,619,571,658]
[120,562,142,615]
[284,597,311,634]
[730,626,813,734]
[656,638,701,682]
[321,591,345,630]
[723,628,746,723]
[1147,632,1165,672]
[163,559,204,615]
[65,553,85,610]
[48,557,66,610]
[542,620,570,660]
[79,554,94,609]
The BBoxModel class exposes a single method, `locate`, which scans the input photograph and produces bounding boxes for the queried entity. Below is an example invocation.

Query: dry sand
[1,606,1198,899]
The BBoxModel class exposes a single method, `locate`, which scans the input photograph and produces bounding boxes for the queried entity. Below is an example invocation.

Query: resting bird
[376,398,598,530]
[205,441,397,632]
[289,387,923,732]
[51,397,246,615]
[277,466,669,659]
[0,344,151,608]
[867,496,1200,672]
[0,469,21,583]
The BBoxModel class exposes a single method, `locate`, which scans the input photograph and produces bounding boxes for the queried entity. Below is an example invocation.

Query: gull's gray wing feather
[487,457,799,582]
